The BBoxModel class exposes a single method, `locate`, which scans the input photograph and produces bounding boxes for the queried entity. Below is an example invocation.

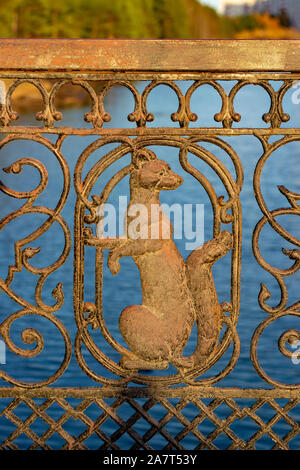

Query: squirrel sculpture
[97,149,233,370]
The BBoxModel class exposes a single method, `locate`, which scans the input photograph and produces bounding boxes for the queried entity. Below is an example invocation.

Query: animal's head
[131,149,183,191]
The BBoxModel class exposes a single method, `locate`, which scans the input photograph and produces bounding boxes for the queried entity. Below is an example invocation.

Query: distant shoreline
[8,81,91,114]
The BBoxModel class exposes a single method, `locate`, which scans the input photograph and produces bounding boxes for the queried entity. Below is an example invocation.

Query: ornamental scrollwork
[251,135,300,389]
[0,134,71,388]
[0,77,294,131]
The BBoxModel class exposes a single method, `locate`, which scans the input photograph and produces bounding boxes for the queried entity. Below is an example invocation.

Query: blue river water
[0,81,299,449]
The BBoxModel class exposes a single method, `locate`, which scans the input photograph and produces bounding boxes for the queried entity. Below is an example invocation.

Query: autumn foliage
[0,0,298,39]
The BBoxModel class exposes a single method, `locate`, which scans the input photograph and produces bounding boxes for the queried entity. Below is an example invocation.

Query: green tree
[0,0,265,40]
[154,0,191,38]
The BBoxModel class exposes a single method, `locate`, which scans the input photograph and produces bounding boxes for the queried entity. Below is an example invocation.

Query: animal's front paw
[108,252,120,275]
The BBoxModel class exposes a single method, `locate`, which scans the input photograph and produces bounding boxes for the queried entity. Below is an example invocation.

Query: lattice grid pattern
[1,391,300,450]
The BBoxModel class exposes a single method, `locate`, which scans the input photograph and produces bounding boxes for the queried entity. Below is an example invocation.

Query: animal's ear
[132,149,157,170]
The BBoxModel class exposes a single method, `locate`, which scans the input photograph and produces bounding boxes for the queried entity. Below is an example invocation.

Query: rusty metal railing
[0,39,299,450]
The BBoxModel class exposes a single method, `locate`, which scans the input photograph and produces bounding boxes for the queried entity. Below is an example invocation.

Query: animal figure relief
[96,149,233,370]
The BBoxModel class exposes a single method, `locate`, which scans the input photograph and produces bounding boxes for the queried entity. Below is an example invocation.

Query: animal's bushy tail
[185,231,233,367]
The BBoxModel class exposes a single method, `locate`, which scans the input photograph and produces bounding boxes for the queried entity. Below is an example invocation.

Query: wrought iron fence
[0,39,299,450]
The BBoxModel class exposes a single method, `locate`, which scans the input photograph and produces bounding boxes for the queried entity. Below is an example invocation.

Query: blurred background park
[0,0,300,40]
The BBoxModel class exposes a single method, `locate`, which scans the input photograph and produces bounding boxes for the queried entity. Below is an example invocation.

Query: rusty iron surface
[0,387,299,450]
[0,39,299,72]
[0,40,299,449]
